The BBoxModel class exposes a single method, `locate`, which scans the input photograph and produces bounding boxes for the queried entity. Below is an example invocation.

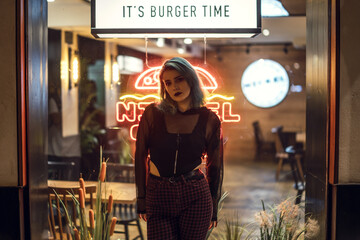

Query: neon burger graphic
[116,65,240,140]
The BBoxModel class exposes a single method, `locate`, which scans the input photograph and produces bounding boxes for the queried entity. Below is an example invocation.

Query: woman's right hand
[139,213,147,222]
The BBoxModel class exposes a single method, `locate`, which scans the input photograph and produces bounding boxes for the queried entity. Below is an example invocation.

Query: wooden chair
[48,161,76,180]
[113,203,144,240]
[48,185,96,240]
[107,163,135,183]
[272,126,305,204]
[106,163,143,239]
[252,121,275,160]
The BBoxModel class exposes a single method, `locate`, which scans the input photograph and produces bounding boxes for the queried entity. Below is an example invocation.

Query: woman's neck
[177,98,191,113]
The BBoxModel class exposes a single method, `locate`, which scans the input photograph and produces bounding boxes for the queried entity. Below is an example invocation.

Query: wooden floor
[113,159,303,240]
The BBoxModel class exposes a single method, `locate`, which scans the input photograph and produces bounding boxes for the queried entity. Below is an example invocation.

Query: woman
[135,57,223,239]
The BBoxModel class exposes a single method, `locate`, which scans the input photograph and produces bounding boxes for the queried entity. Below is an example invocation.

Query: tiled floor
[112,160,303,240]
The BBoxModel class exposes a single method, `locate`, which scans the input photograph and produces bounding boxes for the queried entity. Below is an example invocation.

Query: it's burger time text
[121,5,230,18]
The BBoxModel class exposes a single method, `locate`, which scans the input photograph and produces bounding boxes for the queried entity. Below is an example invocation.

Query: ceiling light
[262,29,270,36]
[156,38,165,47]
[293,62,300,70]
[117,55,144,74]
[47,0,55,2]
[177,48,185,54]
[261,0,289,17]
[184,38,192,45]
[290,85,303,93]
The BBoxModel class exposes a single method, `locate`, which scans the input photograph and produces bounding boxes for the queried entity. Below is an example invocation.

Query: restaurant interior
[45,0,308,239]
[3,0,360,239]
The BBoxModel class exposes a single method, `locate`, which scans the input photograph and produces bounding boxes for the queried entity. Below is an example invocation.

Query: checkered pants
[146,171,213,240]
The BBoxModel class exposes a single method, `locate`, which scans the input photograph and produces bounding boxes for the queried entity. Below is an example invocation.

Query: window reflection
[47,29,162,181]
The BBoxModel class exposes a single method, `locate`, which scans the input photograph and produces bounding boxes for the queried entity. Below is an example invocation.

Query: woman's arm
[205,111,224,222]
[135,105,153,214]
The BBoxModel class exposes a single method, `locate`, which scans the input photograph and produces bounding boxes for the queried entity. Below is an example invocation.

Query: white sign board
[91,0,261,38]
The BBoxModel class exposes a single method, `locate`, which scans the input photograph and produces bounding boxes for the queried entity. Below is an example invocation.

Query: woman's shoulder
[144,102,158,111]
[202,107,219,118]
[202,107,221,125]
[143,102,161,118]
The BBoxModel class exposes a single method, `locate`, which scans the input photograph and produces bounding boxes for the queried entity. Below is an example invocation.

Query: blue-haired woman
[135,57,223,239]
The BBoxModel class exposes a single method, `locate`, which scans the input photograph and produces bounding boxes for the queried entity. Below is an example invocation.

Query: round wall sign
[241,59,289,108]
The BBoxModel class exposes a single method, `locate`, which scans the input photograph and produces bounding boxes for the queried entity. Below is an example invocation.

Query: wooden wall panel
[0,0,18,187]
[207,45,306,162]
[338,0,360,183]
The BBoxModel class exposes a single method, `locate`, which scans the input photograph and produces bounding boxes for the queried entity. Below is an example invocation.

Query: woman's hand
[209,221,217,229]
[139,213,147,222]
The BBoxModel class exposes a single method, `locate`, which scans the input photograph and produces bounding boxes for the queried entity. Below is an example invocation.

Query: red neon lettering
[222,102,241,122]
[130,124,138,141]
[116,102,137,122]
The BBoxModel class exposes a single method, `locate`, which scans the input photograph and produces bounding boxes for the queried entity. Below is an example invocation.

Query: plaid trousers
[146,171,213,240]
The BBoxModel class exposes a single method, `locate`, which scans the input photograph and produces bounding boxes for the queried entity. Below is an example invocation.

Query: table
[296,132,306,143]
[48,180,136,204]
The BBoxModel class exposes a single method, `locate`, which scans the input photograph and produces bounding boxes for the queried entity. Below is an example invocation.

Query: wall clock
[241,59,289,108]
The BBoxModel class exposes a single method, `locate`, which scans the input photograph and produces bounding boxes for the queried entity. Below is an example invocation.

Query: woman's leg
[146,175,180,239]
[178,177,213,240]
[147,214,179,240]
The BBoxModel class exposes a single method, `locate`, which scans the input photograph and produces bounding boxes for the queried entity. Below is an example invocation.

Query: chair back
[48,161,75,180]
[113,203,145,240]
[272,126,286,153]
[107,163,135,183]
[272,126,297,152]
[48,184,96,240]
[252,121,264,147]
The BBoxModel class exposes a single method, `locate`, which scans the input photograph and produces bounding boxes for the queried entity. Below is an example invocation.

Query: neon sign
[117,65,241,141]
[134,66,218,90]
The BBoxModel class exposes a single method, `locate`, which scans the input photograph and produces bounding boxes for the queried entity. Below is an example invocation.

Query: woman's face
[162,69,191,105]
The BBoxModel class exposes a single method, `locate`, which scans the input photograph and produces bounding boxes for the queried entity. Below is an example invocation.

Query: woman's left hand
[209,221,218,229]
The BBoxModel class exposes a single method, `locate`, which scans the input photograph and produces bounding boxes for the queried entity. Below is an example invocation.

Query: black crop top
[135,103,223,221]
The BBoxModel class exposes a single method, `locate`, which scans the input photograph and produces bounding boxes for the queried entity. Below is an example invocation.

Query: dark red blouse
[135,103,223,221]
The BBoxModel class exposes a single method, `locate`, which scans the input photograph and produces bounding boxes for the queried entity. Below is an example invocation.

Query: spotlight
[184,38,192,44]
[156,38,165,47]
[216,47,223,62]
[262,29,270,36]
[246,44,251,54]
[283,45,288,54]
[177,48,185,54]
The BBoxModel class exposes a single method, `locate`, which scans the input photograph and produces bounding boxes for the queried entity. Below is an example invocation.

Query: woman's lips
[174,92,182,97]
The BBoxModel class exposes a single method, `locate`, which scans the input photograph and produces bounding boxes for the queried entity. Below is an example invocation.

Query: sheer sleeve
[135,104,154,214]
[205,111,224,221]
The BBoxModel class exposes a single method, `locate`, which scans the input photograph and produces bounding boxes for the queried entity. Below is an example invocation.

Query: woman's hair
[158,57,205,113]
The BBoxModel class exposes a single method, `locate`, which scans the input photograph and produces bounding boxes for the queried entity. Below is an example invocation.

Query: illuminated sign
[91,0,261,38]
[116,66,241,140]
[241,59,290,108]
[134,66,218,90]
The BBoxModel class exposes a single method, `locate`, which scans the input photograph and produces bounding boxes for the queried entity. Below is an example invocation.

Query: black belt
[150,169,203,183]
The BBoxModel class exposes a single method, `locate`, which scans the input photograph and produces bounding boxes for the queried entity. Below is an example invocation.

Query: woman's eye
[165,81,171,86]
[176,77,184,83]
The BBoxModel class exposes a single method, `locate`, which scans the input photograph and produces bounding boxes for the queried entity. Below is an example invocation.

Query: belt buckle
[169,177,175,183]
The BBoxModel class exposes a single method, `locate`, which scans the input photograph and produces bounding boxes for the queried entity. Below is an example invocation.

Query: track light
[283,45,288,54]
[246,44,251,54]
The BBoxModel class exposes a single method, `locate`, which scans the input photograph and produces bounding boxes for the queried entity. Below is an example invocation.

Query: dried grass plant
[255,199,319,240]
[53,147,117,240]
[208,197,319,240]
